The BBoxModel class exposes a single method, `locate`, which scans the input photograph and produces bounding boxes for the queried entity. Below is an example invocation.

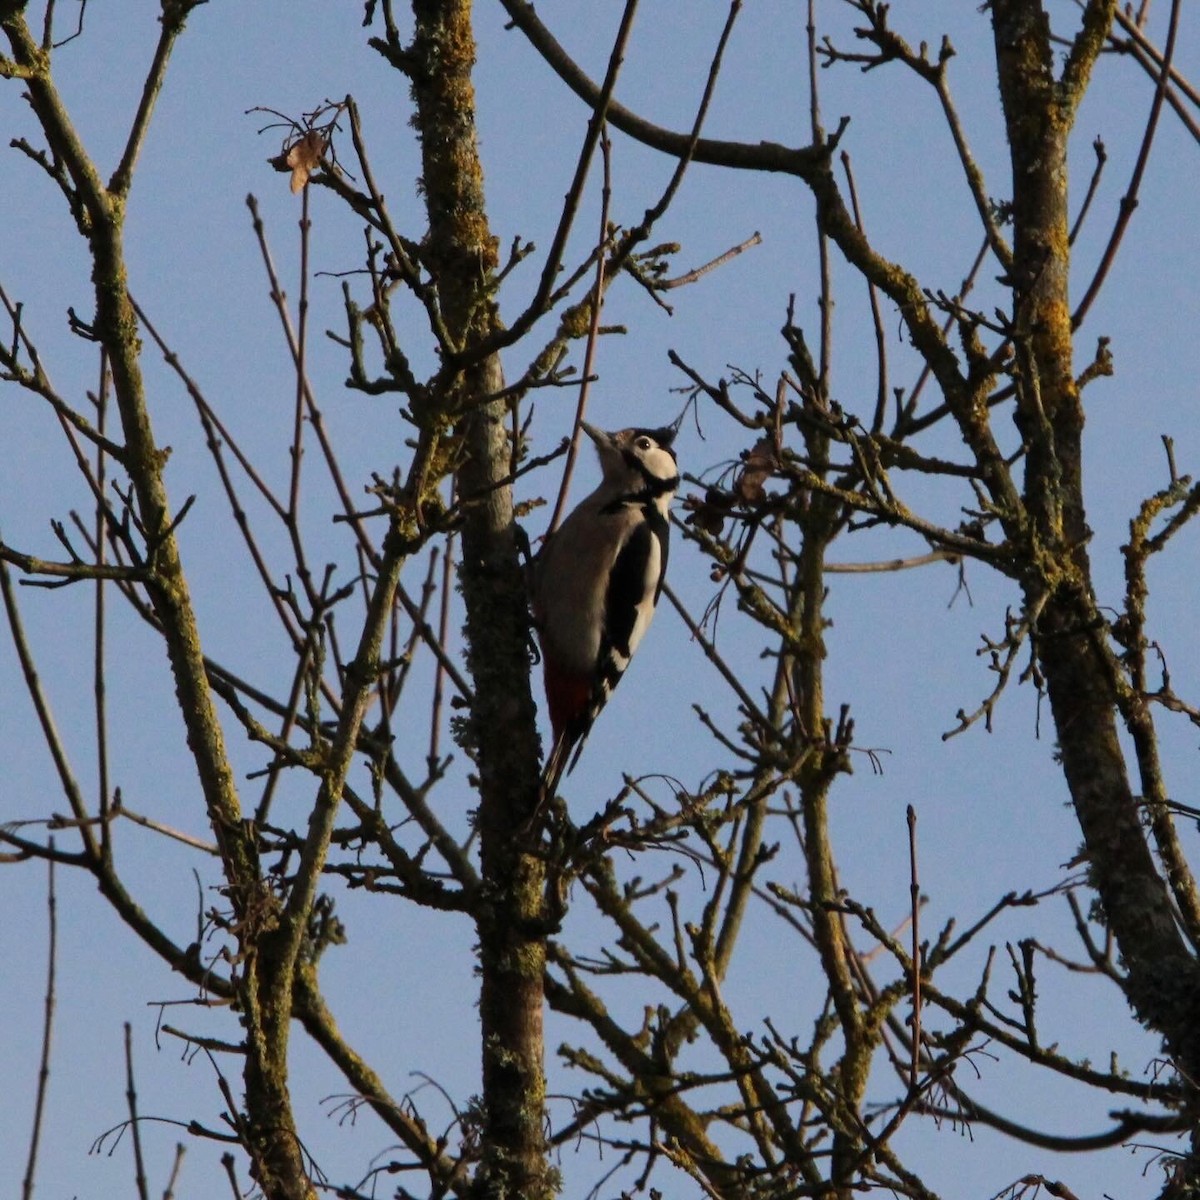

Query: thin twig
[288,180,312,521]
[627,0,743,248]
[661,578,772,734]
[0,541,146,584]
[546,127,613,536]
[0,284,126,462]
[111,799,220,855]
[1073,0,1181,329]
[499,0,825,178]
[429,520,457,769]
[898,235,989,430]
[840,151,888,432]
[108,4,194,197]
[907,805,921,1092]
[94,351,112,865]
[241,196,339,610]
[0,555,99,857]
[825,550,957,574]
[131,296,307,651]
[1109,5,1200,143]
[490,0,638,362]
[161,1142,186,1200]
[1068,136,1107,245]
[125,1023,150,1200]
[932,72,1012,273]
[660,231,762,289]
[220,1153,240,1199]
[807,0,832,393]
[21,852,57,1200]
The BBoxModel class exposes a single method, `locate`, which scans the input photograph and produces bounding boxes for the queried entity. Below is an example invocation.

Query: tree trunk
[992,0,1200,1136]
[407,3,551,1195]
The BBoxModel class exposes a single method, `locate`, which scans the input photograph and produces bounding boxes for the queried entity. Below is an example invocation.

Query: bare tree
[3,2,1200,1198]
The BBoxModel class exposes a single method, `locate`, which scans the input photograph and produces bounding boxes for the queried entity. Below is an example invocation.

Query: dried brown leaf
[684,488,732,537]
[269,129,327,194]
[734,437,776,504]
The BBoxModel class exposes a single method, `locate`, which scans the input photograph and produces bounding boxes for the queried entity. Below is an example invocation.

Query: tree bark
[406,3,551,1195]
[992,0,1200,1108]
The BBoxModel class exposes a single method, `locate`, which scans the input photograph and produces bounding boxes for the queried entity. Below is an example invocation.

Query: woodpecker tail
[540,715,600,807]
[538,657,593,805]
[539,729,575,807]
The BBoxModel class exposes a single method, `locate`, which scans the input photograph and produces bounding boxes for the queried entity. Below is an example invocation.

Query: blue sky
[3,3,1199,1197]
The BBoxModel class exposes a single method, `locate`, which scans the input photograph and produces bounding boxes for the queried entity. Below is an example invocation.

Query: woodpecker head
[581,422,679,498]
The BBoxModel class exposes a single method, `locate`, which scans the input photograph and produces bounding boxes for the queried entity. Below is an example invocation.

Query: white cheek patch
[644,447,677,480]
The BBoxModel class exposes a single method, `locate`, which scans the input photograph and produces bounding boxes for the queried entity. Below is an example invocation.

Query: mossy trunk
[992,1,1200,1152]
[407,3,551,1196]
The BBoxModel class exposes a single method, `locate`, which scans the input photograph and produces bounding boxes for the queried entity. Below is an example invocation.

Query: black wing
[605,523,649,659]
[604,515,662,660]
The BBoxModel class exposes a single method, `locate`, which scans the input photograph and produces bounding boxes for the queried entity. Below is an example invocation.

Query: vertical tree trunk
[460,368,552,1199]
[0,12,317,1198]
[406,3,551,1195]
[992,0,1200,1129]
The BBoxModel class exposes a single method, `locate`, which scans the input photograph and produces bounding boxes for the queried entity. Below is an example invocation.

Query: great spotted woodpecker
[532,421,680,801]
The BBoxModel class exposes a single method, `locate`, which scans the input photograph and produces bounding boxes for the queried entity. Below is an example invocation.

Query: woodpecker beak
[579,421,612,448]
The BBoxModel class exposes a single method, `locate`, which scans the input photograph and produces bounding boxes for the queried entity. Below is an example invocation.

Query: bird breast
[535,500,661,675]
